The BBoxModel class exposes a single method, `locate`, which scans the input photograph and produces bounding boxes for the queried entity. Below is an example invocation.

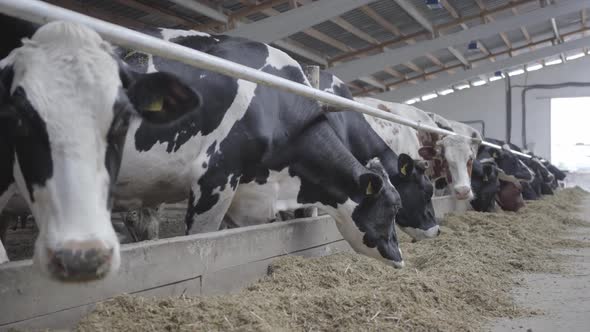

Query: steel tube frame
[0,0,531,159]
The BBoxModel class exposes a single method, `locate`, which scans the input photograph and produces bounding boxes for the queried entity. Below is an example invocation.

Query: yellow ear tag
[145,97,164,112]
[492,152,498,158]
[366,181,374,195]
[401,163,408,176]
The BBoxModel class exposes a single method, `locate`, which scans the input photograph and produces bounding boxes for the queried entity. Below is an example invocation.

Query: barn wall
[417,56,590,160]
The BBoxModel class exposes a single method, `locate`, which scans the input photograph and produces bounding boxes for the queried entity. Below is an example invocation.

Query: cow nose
[47,240,113,281]
[454,186,472,199]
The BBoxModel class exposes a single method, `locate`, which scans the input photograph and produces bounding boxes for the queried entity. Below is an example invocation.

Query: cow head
[496,180,525,212]
[543,160,566,181]
[390,154,439,241]
[339,158,404,268]
[0,21,200,281]
[470,158,500,212]
[480,146,533,182]
[419,135,477,200]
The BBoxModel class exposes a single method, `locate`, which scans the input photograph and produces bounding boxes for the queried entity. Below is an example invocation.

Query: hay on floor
[77,188,590,332]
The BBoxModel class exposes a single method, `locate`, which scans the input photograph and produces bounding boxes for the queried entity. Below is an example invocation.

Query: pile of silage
[77,188,590,332]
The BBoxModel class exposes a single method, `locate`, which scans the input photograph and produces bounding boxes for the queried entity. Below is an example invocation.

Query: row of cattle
[0,14,566,283]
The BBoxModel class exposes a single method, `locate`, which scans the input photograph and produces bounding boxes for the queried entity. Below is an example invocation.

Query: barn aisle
[491,197,590,332]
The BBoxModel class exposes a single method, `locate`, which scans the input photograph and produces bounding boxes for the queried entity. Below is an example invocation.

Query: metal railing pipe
[0,0,532,159]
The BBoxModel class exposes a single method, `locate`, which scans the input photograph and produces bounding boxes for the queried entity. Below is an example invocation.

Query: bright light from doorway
[551,97,590,172]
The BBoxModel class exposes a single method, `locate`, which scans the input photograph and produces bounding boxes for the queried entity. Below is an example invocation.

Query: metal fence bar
[0,0,532,159]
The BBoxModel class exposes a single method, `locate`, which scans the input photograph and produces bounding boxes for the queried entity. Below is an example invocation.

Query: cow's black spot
[202,162,207,168]
[9,88,53,202]
[206,141,216,156]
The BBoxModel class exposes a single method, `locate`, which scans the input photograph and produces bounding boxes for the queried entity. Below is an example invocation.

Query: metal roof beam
[393,0,434,33]
[328,0,590,82]
[359,76,388,91]
[272,39,328,66]
[167,0,228,23]
[393,1,470,70]
[373,34,590,102]
[226,0,374,43]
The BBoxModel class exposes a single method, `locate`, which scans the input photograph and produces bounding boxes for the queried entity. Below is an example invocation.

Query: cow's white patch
[324,201,404,269]
[117,77,257,204]
[8,21,122,277]
[518,160,536,183]
[264,45,310,85]
[226,168,305,227]
[159,28,211,41]
[398,224,440,241]
[0,242,7,264]
[146,54,156,73]
[356,97,422,159]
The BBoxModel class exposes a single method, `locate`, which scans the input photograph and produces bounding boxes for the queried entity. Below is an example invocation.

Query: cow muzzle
[453,185,473,200]
[46,240,114,282]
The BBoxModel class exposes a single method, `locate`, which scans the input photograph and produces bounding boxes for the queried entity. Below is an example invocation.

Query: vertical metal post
[304,65,320,89]
[505,72,512,143]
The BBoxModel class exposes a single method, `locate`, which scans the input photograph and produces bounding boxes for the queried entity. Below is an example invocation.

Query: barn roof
[43,0,590,103]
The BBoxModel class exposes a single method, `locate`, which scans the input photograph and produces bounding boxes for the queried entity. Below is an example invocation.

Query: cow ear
[0,67,28,137]
[119,62,201,124]
[418,146,436,160]
[482,164,494,182]
[126,72,201,124]
[359,172,384,197]
[398,154,415,178]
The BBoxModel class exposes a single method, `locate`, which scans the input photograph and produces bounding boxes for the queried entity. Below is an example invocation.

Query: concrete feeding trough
[0,196,466,331]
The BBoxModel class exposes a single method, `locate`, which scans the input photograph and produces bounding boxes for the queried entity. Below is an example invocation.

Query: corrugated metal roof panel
[340,8,396,42]
[312,20,372,50]
[407,0,454,26]
[289,31,343,58]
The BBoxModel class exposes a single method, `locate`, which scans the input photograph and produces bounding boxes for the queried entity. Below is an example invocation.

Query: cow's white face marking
[398,224,440,241]
[441,135,475,200]
[7,22,121,278]
[324,201,404,269]
[518,159,536,183]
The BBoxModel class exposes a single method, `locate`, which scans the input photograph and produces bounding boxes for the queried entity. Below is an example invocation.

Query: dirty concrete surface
[490,197,590,332]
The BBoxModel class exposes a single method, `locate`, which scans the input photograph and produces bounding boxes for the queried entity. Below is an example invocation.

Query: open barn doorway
[551,97,590,190]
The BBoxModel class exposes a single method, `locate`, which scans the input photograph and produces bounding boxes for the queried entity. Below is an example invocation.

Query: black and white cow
[479,138,536,211]
[542,160,566,190]
[505,143,554,199]
[218,74,439,242]
[111,29,411,268]
[0,20,415,271]
[0,18,201,279]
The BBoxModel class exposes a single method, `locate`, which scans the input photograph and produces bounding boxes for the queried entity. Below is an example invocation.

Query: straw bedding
[77,188,589,332]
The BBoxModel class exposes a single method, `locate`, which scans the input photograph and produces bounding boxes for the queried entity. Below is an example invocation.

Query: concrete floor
[490,198,590,332]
